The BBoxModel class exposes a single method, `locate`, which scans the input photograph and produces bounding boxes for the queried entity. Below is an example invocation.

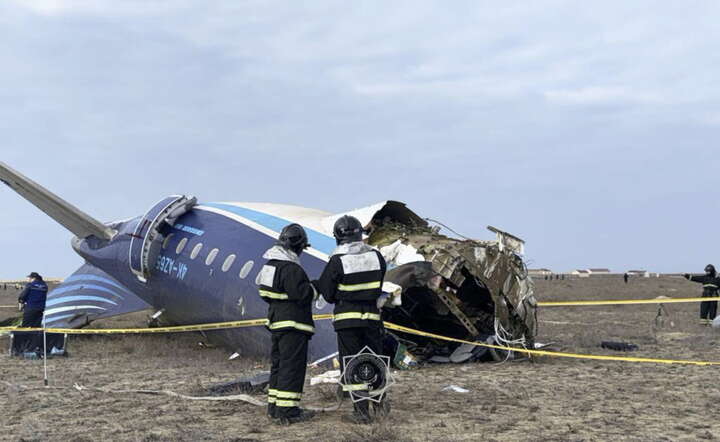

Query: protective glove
[380,282,403,308]
[377,293,390,309]
[684,273,691,280]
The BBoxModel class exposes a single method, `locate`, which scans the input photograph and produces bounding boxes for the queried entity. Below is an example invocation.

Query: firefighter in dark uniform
[257,224,317,425]
[18,272,48,327]
[315,215,388,424]
[685,264,720,325]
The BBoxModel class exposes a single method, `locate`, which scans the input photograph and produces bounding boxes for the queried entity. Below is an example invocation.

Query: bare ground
[2,275,720,441]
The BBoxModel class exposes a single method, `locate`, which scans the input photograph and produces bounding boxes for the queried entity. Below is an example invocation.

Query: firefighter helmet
[278,223,310,255]
[333,215,364,245]
[705,264,716,277]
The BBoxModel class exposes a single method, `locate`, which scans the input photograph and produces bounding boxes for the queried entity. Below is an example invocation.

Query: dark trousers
[337,326,384,371]
[14,308,44,354]
[22,308,44,327]
[337,326,385,412]
[268,331,309,417]
[700,294,718,320]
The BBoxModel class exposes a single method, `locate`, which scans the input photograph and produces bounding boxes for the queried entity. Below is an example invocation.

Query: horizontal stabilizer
[43,262,151,328]
[0,161,115,240]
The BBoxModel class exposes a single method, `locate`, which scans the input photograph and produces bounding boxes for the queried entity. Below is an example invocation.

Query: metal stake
[43,324,48,387]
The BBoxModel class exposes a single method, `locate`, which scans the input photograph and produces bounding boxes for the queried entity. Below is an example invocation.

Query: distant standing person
[18,272,48,327]
[685,265,720,325]
[623,273,629,284]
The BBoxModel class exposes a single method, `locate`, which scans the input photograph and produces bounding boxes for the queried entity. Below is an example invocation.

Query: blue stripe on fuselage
[43,313,76,325]
[49,283,125,299]
[46,295,119,307]
[202,203,336,256]
[63,274,131,293]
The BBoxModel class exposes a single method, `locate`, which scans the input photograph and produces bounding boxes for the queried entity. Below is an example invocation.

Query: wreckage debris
[208,372,270,396]
[600,341,638,352]
[9,332,68,358]
[365,209,536,365]
[310,370,341,386]
[441,385,470,393]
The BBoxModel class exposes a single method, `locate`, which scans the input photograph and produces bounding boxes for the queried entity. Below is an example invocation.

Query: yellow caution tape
[2,296,709,313]
[2,312,719,366]
[538,297,717,307]
[382,322,720,366]
[0,319,269,334]
[0,314,335,335]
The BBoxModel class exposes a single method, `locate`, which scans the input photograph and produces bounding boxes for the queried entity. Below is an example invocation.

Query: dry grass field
[2,275,720,441]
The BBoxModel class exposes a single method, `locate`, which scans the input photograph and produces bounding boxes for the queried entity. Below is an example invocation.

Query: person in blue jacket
[18,272,48,327]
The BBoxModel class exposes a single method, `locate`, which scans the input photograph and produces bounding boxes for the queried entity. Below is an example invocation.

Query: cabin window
[239,260,254,279]
[162,233,174,250]
[176,237,188,255]
[206,248,219,266]
[222,254,236,272]
[190,243,203,260]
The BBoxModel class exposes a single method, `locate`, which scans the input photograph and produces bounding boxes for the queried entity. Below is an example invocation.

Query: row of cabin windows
[162,233,255,279]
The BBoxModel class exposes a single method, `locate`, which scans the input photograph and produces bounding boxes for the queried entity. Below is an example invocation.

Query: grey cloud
[0,0,718,277]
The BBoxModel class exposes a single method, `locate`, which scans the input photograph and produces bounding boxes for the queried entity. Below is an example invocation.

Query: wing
[43,263,151,328]
[0,161,115,240]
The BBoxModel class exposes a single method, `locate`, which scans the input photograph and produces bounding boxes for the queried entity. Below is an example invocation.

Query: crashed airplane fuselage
[0,162,537,361]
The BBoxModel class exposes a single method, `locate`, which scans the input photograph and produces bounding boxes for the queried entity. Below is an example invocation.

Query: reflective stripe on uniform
[337,281,382,292]
[259,290,289,300]
[704,284,719,289]
[268,389,279,396]
[333,312,381,322]
[276,399,300,407]
[275,390,302,399]
[256,265,276,286]
[268,397,276,404]
[340,252,381,274]
[342,383,369,391]
[268,320,315,333]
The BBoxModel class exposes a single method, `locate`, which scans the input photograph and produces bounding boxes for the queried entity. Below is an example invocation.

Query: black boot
[342,402,372,424]
[371,397,390,418]
[336,384,350,400]
[276,407,316,425]
[267,403,277,420]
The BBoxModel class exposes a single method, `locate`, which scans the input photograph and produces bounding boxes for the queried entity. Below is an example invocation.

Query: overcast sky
[1,0,718,278]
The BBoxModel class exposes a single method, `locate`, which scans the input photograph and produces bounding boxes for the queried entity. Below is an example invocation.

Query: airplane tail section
[43,262,151,328]
[0,161,115,240]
